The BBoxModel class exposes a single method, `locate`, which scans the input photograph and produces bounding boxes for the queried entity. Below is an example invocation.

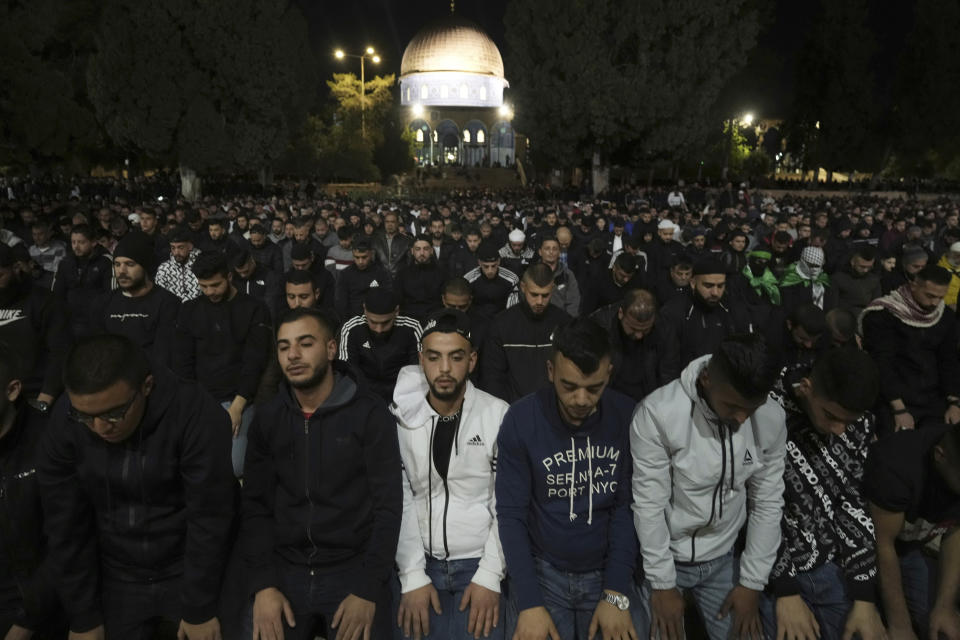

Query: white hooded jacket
[391,364,509,593]
[631,355,786,591]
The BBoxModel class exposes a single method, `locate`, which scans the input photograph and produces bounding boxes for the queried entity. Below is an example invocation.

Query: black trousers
[101,577,182,640]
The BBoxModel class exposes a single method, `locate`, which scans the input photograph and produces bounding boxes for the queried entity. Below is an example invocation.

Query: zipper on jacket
[304,417,318,564]
[440,477,451,559]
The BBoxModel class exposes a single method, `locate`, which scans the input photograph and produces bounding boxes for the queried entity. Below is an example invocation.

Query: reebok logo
[369,280,380,287]
[743,450,753,465]
[362,341,371,349]
[467,434,484,446]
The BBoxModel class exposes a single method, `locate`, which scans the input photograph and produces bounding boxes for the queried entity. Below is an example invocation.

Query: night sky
[300,0,914,118]
[300,0,508,84]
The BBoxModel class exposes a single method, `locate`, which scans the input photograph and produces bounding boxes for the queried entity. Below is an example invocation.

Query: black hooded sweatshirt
[38,369,237,632]
[239,361,402,602]
[0,403,61,632]
[0,278,69,398]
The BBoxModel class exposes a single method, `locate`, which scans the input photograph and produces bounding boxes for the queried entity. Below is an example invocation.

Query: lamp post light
[334,47,381,139]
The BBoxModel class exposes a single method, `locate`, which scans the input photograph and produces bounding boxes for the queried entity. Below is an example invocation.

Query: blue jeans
[759,562,852,640]
[395,557,505,640]
[221,401,254,478]
[898,548,938,636]
[506,557,649,640]
[640,552,735,640]
[244,559,393,640]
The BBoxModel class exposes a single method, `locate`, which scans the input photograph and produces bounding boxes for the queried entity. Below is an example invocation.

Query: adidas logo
[743,450,753,465]
[467,434,484,446]
[369,280,380,287]
[362,341,371,349]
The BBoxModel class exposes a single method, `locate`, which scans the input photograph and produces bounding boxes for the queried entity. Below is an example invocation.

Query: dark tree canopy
[0,0,101,167]
[504,0,762,169]
[86,0,315,178]
[783,0,880,175]
[893,0,960,176]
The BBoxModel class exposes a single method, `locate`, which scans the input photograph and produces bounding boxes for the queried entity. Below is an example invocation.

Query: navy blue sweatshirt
[496,385,637,611]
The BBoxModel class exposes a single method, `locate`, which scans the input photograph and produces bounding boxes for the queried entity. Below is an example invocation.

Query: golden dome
[400,15,504,78]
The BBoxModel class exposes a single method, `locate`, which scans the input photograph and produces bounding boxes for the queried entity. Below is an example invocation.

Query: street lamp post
[335,47,381,139]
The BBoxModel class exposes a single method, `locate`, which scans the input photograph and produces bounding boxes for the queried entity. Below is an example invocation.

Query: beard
[428,375,467,402]
[287,361,330,390]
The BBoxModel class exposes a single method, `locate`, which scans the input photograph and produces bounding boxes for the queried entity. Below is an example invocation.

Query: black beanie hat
[114,231,157,272]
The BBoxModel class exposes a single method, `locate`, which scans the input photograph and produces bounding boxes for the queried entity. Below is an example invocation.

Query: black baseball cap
[421,308,473,346]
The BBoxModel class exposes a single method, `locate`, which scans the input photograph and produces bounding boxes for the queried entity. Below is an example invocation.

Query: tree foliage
[326,73,396,148]
[782,0,879,174]
[504,0,762,169]
[86,0,314,177]
[0,0,101,167]
[892,0,960,176]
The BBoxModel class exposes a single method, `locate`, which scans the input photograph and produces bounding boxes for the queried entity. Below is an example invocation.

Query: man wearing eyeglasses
[38,334,237,640]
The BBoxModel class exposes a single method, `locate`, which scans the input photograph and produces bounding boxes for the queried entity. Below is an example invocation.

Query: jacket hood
[679,354,718,421]
[279,359,361,415]
[391,364,477,430]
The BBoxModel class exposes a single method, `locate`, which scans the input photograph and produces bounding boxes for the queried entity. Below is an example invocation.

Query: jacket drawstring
[568,437,577,521]
[586,435,593,526]
[567,436,594,526]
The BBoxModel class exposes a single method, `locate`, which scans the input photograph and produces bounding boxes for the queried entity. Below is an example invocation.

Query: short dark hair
[852,245,877,261]
[789,303,827,335]
[71,224,96,241]
[708,333,779,402]
[613,253,637,274]
[207,218,225,229]
[826,308,856,342]
[284,269,316,287]
[191,251,230,280]
[276,306,339,341]
[229,249,253,270]
[443,277,471,297]
[810,346,879,413]
[64,334,150,395]
[336,226,354,240]
[916,264,952,287]
[522,262,554,287]
[552,318,611,375]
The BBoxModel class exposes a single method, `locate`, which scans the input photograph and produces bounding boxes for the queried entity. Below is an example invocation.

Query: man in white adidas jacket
[392,309,509,640]
[631,334,787,640]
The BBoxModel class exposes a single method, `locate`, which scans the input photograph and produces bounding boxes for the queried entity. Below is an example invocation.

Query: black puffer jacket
[239,361,402,601]
[38,370,237,632]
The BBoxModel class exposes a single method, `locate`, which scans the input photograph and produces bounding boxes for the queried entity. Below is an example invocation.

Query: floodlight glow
[335,50,345,59]
[372,55,381,64]
[412,104,424,117]
[366,47,375,55]
[742,113,754,126]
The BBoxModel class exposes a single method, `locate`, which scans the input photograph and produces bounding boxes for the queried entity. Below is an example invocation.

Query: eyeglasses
[68,391,140,427]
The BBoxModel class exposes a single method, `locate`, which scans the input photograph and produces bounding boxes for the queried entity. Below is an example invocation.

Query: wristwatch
[603,591,630,611]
